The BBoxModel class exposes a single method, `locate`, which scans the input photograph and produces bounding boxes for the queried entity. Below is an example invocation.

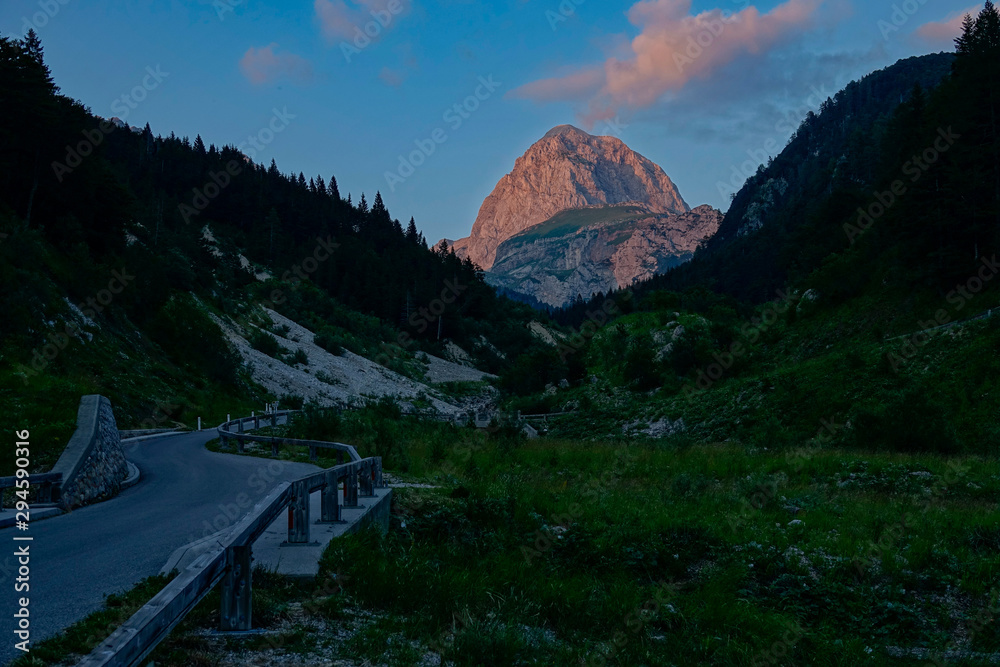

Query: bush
[149,294,240,386]
[289,403,341,441]
[850,387,958,453]
[314,329,345,356]
[250,330,281,357]
[290,348,308,366]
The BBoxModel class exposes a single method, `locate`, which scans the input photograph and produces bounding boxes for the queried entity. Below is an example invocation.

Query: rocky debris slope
[214,309,494,415]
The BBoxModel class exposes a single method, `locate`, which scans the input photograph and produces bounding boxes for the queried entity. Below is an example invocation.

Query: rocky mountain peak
[449,125,689,270]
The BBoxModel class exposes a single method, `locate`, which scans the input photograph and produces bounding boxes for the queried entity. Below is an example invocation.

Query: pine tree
[22,29,44,65]
[371,191,389,221]
[194,135,206,155]
[406,217,419,243]
[328,175,340,200]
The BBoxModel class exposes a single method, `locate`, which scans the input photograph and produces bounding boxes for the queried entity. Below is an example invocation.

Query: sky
[0,0,982,245]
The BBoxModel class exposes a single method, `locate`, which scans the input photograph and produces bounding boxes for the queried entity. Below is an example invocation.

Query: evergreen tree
[328,175,340,199]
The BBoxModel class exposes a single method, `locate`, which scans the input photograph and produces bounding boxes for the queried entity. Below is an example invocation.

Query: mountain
[487,204,720,308]
[449,125,718,308]
[450,125,690,270]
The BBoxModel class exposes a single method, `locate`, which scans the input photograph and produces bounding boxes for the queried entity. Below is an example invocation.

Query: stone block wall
[52,395,129,510]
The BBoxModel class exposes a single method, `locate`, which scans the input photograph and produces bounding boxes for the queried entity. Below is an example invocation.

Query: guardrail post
[220,544,252,632]
[37,481,52,504]
[271,440,279,457]
[359,461,374,497]
[309,445,317,461]
[344,465,359,508]
[373,457,384,488]
[287,480,310,544]
[319,469,344,523]
[237,436,245,453]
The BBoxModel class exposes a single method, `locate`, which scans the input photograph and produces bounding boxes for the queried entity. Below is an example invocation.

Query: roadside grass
[183,422,1000,665]
[9,565,314,667]
[9,573,175,667]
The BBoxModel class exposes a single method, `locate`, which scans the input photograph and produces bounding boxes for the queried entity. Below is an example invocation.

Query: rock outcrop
[487,205,721,308]
[450,125,689,270]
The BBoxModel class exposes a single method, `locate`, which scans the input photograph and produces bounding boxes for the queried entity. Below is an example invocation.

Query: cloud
[510,0,824,124]
[239,44,313,85]
[378,66,406,86]
[315,0,407,41]
[915,6,978,45]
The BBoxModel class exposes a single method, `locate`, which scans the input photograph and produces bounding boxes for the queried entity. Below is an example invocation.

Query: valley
[2,2,1000,665]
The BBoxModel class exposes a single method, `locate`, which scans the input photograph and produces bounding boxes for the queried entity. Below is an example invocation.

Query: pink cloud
[315,0,407,41]
[378,66,405,86]
[915,6,979,45]
[239,44,313,85]
[510,0,822,119]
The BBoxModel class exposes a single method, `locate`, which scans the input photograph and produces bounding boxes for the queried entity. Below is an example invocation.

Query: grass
[12,566,317,667]
[509,205,651,243]
[308,436,1000,665]
[174,412,1000,665]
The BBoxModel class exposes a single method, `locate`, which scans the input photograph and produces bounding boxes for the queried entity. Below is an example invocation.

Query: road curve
[0,430,320,666]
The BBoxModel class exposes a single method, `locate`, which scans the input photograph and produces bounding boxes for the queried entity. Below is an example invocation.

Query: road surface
[0,430,319,666]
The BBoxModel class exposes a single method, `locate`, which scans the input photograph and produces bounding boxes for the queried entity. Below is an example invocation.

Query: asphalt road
[0,430,319,666]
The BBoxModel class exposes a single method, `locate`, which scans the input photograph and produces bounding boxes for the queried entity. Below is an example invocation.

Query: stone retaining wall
[52,395,129,510]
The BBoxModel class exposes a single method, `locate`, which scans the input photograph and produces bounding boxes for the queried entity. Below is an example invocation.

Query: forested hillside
[541,5,1000,456]
[0,30,539,464]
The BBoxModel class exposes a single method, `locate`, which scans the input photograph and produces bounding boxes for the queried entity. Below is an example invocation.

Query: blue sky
[0,0,980,244]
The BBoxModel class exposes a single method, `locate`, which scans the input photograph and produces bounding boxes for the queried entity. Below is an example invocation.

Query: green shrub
[250,330,281,357]
[850,387,958,453]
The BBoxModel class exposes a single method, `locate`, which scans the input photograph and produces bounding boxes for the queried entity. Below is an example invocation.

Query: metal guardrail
[0,472,63,508]
[77,412,384,667]
[217,411,362,462]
